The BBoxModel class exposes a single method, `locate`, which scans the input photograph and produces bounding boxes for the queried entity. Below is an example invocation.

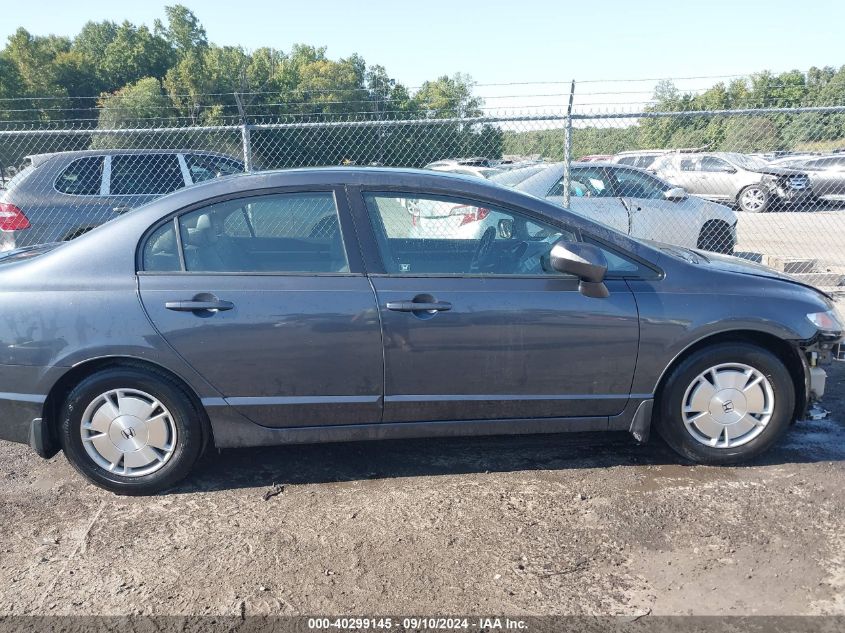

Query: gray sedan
[0,168,840,494]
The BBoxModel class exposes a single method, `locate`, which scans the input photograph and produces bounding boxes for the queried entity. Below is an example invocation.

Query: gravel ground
[1,364,844,617]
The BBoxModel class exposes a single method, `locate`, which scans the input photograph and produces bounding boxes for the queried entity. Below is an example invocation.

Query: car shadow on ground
[170,417,845,495]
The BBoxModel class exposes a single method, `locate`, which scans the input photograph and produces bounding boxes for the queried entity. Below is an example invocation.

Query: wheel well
[42,357,212,451]
[654,330,807,423]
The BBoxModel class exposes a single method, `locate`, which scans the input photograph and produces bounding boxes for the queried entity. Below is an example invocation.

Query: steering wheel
[470,227,496,273]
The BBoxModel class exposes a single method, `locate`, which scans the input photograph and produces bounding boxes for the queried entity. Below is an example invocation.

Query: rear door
[106,153,188,213]
[138,187,384,428]
[353,188,640,424]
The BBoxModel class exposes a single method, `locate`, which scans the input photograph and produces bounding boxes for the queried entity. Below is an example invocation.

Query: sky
[3,0,844,112]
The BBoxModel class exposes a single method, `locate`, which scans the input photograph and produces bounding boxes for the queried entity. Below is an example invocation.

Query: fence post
[562,79,575,209]
[240,124,253,172]
[234,92,253,172]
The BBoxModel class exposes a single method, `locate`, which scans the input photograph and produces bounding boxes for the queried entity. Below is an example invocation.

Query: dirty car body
[0,167,839,494]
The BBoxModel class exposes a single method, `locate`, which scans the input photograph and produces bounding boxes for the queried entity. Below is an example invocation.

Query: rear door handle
[165,300,234,312]
[112,205,131,214]
[386,301,452,312]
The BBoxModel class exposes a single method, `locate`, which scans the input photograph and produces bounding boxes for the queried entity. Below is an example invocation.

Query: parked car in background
[0,149,244,251]
[0,167,838,494]
[770,154,845,202]
[491,162,737,253]
[578,154,613,162]
[610,150,671,170]
[425,157,508,179]
[651,152,812,213]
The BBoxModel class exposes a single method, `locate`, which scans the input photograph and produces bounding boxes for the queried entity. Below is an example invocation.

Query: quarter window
[111,154,184,196]
[55,156,104,196]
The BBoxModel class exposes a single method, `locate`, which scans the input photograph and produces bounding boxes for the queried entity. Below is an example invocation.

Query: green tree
[94,76,170,140]
[155,4,207,56]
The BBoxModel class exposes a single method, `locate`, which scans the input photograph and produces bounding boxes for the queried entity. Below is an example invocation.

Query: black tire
[59,366,206,495]
[737,185,769,213]
[697,221,735,254]
[655,342,795,464]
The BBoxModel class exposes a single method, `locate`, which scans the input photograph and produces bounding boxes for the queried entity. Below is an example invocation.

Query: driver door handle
[165,299,235,312]
[386,300,452,312]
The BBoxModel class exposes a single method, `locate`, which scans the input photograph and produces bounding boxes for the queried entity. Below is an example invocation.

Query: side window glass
[185,153,244,183]
[700,157,729,173]
[142,221,180,272]
[55,157,104,196]
[364,192,574,276]
[615,169,665,199]
[550,169,613,198]
[171,192,348,273]
[680,158,697,172]
[111,154,184,195]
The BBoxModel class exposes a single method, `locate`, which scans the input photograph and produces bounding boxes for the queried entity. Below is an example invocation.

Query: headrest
[195,214,213,231]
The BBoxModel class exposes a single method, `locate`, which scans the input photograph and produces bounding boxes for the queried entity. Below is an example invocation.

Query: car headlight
[807,309,843,333]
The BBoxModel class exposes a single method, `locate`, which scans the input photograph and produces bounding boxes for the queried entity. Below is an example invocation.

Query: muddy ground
[1,364,844,618]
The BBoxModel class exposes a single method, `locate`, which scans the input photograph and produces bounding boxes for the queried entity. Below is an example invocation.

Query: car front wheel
[60,366,206,495]
[655,342,795,464]
[737,185,769,212]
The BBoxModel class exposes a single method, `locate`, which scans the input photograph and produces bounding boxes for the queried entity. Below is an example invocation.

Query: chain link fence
[2,105,845,289]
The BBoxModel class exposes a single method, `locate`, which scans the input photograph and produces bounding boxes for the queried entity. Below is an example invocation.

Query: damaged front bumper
[796,332,842,417]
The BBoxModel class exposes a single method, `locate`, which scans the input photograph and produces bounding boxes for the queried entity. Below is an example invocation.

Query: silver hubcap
[741,188,766,211]
[80,388,177,477]
[682,363,775,448]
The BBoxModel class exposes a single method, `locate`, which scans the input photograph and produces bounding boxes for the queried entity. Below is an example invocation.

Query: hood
[748,165,807,177]
[700,251,790,279]
[695,250,831,298]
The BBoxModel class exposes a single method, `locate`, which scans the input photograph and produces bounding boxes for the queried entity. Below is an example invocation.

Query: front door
[355,190,640,424]
[137,188,384,428]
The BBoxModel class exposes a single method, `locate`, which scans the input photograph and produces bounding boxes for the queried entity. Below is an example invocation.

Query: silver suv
[651,152,812,212]
[0,149,244,250]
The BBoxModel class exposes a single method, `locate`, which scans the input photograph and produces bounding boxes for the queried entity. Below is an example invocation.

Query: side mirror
[664,186,688,201]
[497,218,513,239]
[549,240,609,298]
[720,166,737,174]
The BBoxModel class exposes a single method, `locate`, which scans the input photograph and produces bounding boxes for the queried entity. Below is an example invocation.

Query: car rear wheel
[655,343,795,464]
[737,185,769,212]
[60,366,206,495]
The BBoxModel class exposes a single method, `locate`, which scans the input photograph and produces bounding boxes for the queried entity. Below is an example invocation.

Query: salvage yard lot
[1,366,844,616]
[737,206,845,272]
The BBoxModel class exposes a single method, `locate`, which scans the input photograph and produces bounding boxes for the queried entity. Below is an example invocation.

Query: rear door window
[551,167,614,198]
[111,154,185,196]
[55,156,104,196]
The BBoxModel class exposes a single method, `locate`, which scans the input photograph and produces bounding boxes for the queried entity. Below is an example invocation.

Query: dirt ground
[1,364,844,618]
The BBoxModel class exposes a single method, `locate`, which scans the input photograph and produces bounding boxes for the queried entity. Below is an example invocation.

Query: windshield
[723,153,768,170]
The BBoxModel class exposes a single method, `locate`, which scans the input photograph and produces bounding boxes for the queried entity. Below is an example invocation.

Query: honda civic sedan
[0,168,840,494]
